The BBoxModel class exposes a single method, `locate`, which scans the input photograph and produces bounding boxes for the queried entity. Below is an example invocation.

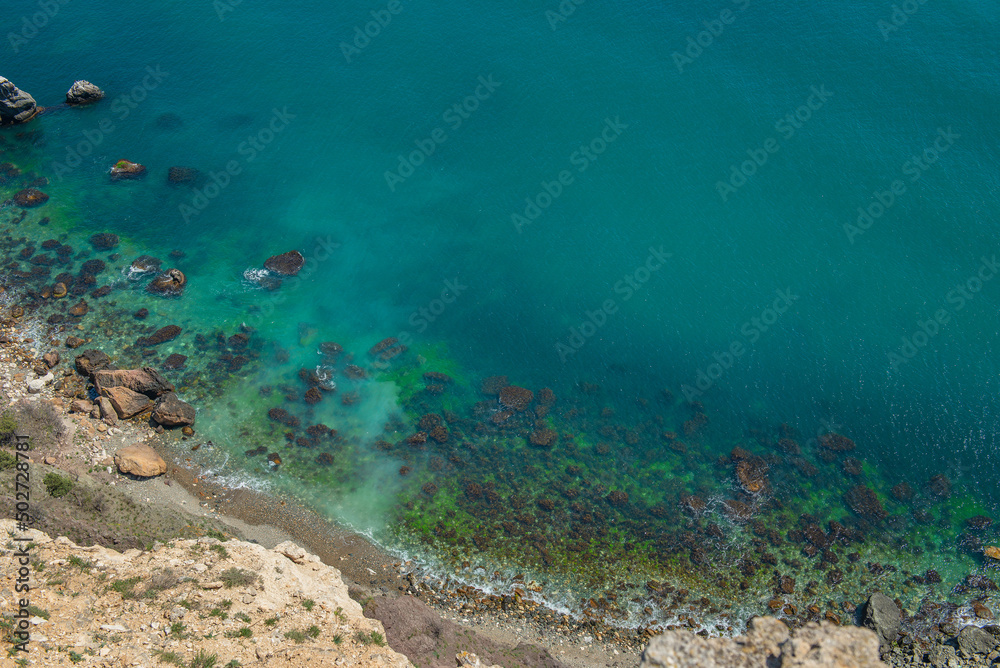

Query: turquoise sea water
[3,0,1000,630]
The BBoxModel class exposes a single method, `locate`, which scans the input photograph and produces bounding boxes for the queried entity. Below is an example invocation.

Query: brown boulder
[101,386,153,419]
[92,367,175,398]
[114,444,167,477]
[13,188,48,207]
[75,349,115,375]
[68,299,89,317]
[70,399,94,414]
[97,396,118,426]
[152,392,195,427]
[147,269,186,296]
[264,250,305,276]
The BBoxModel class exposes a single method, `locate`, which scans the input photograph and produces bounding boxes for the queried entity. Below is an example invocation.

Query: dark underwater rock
[264,250,305,276]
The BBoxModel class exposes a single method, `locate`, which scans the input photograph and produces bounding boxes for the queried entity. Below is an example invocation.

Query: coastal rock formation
[101,385,153,418]
[264,250,305,276]
[147,268,186,296]
[113,443,167,477]
[75,349,116,375]
[167,166,201,184]
[0,76,38,125]
[152,391,196,427]
[863,592,901,649]
[0,521,410,667]
[66,79,105,104]
[110,159,147,181]
[639,616,886,668]
[13,187,49,207]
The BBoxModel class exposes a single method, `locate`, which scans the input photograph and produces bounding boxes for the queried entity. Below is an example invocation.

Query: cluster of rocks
[69,349,196,439]
[864,592,1000,667]
[1,76,105,125]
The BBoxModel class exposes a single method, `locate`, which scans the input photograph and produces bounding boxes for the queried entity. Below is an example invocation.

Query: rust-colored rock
[147,269,186,296]
[101,386,153,418]
[499,385,533,411]
[736,456,769,494]
[13,188,48,207]
[819,433,856,452]
[844,485,886,520]
[92,367,175,398]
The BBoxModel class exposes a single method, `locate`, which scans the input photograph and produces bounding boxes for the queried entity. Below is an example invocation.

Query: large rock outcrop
[639,616,887,668]
[0,76,38,125]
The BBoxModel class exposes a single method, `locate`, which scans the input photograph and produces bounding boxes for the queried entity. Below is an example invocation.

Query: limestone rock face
[0,76,38,125]
[152,392,195,427]
[0,520,410,667]
[66,80,105,105]
[639,617,887,668]
[863,592,901,648]
[114,444,167,477]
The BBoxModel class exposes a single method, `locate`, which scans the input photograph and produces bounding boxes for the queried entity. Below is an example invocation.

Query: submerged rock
[0,76,38,125]
[264,250,305,276]
[66,80,105,105]
[13,188,48,207]
[130,255,162,274]
[167,166,201,184]
[89,233,120,250]
[137,325,181,347]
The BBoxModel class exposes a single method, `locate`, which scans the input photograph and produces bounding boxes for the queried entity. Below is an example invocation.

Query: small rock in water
[264,250,305,276]
[66,80,105,105]
[109,159,146,181]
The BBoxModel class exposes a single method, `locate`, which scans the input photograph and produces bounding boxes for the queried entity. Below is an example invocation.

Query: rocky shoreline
[1,293,998,667]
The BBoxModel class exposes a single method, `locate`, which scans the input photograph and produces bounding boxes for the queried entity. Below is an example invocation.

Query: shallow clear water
[3,0,999,630]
